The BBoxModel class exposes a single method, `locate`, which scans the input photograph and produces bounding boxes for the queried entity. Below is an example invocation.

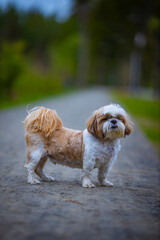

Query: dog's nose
[111,119,117,125]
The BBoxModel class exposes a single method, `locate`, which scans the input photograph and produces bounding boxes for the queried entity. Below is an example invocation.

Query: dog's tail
[24,106,63,137]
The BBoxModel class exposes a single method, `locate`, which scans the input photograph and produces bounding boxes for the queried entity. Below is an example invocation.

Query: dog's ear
[86,113,97,136]
[125,114,133,136]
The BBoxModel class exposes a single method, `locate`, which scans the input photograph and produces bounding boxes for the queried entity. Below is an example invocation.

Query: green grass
[112,91,160,152]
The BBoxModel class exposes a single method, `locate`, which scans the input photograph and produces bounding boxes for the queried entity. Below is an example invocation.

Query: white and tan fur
[24,104,133,187]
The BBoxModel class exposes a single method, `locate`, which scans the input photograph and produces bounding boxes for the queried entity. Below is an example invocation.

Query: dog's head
[86,104,133,140]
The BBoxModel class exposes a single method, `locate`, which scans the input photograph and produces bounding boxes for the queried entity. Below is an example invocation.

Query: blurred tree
[0,1,159,104]
[0,6,20,41]
[0,41,25,98]
[75,0,90,86]
[148,0,160,98]
[89,0,134,85]
[20,12,56,52]
[49,32,79,87]
[154,29,160,98]
[88,0,159,91]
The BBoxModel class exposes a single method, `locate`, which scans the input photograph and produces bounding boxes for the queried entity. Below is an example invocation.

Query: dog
[24,104,133,187]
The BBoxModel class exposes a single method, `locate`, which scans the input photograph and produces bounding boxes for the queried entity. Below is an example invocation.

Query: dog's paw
[82,179,95,188]
[28,178,41,184]
[82,182,95,188]
[43,175,55,182]
[101,180,113,187]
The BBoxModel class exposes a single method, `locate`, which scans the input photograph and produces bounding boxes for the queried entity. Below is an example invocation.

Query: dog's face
[86,104,133,140]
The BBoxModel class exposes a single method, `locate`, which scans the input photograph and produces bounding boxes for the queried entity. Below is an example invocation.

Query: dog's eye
[101,114,112,121]
[116,114,126,124]
[100,116,111,122]
[98,113,113,123]
[102,117,109,121]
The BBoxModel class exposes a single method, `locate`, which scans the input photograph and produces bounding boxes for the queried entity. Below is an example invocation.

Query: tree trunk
[153,30,160,99]
[76,1,90,87]
[129,50,142,91]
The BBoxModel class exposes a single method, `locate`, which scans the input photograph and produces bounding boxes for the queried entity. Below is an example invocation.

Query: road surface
[0,88,159,240]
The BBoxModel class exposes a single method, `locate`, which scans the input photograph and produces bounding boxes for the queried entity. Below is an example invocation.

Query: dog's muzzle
[110,119,118,129]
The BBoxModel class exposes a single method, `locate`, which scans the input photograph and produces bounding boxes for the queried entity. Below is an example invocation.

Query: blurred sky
[0,0,74,21]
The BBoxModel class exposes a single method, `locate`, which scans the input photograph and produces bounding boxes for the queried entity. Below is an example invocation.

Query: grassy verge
[112,91,160,153]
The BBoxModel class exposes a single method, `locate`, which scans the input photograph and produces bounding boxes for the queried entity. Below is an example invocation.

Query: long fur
[24,104,133,187]
[24,107,63,137]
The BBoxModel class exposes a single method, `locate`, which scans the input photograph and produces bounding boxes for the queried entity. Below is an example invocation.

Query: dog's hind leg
[25,144,46,184]
[35,157,55,182]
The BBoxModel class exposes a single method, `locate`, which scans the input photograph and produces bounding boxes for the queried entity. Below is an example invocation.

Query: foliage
[0,41,25,98]
[89,0,160,87]
[0,7,78,107]
[48,33,79,87]
[0,1,159,107]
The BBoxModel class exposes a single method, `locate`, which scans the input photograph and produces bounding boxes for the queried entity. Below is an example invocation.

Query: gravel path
[0,88,159,240]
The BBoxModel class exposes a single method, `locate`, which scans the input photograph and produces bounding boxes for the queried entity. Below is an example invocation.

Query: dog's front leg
[98,164,113,187]
[98,155,117,187]
[82,158,95,188]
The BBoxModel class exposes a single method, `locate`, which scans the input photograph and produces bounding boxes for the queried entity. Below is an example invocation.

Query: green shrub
[0,41,25,98]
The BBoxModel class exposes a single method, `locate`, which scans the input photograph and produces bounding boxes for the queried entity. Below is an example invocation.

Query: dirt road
[0,88,159,240]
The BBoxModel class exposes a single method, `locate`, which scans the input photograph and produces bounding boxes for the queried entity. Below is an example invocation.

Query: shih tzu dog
[24,104,133,188]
